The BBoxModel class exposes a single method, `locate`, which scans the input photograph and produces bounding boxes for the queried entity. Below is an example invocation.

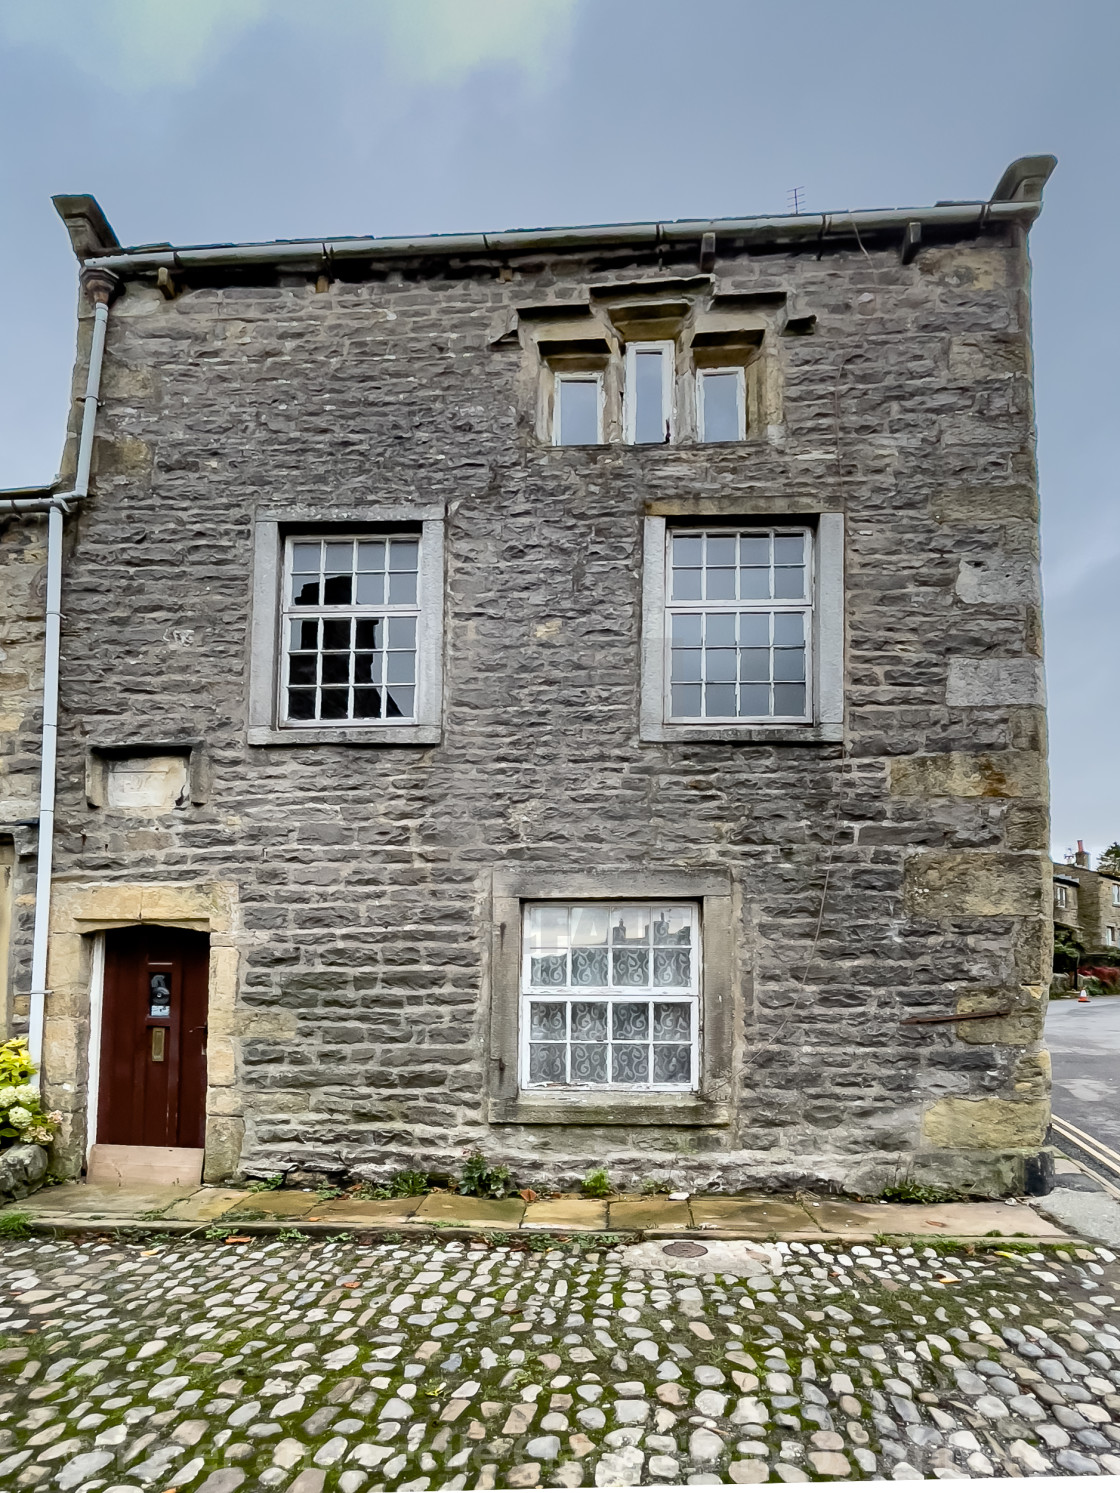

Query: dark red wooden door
[98,926,208,1147]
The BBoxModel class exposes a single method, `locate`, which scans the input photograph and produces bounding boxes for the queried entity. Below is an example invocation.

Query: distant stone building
[1053,843,1120,954]
[0,159,1058,1196]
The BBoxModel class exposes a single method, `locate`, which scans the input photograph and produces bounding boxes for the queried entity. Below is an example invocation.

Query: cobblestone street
[1,1232,1119,1490]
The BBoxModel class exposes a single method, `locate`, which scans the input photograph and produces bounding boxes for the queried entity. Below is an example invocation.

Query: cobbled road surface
[1,1232,1120,1490]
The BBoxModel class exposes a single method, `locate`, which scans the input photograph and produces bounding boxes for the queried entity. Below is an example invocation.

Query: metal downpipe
[27,289,112,1073]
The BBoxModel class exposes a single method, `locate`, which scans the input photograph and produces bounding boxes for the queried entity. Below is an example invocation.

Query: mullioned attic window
[624,342,675,444]
[696,368,746,442]
[282,535,420,724]
[520,902,699,1092]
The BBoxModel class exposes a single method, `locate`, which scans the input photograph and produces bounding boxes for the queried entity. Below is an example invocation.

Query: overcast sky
[1,0,1116,862]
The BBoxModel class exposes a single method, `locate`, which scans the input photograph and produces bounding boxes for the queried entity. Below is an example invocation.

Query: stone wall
[9,219,1053,1194]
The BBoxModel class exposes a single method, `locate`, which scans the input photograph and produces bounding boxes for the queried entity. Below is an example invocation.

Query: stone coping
[1,1183,1069,1242]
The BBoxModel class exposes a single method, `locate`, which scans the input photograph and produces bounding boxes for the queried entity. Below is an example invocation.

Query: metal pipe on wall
[27,292,111,1074]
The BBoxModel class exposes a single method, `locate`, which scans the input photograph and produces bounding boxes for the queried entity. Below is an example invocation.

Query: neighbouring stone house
[0,159,1058,1196]
[1053,843,1120,955]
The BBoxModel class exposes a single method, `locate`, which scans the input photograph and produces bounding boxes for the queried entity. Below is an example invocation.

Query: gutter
[26,268,118,1075]
[83,200,1044,277]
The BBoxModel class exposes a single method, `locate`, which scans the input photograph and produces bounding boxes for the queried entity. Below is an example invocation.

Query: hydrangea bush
[0,1039,60,1147]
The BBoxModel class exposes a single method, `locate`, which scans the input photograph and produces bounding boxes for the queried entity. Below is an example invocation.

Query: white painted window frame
[696,366,746,443]
[1112,885,1120,907]
[248,505,444,747]
[279,534,422,728]
[552,371,604,446]
[1055,885,1069,908]
[639,512,844,743]
[518,901,701,1094]
[624,340,675,445]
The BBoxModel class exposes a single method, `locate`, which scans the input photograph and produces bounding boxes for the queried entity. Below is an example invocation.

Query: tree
[1100,842,1120,872]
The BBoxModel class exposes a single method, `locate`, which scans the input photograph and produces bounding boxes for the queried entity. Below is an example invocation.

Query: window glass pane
[740,567,771,600]
[700,371,741,442]
[385,685,415,717]
[613,1002,649,1039]
[653,1002,692,1039]
[529,1044,566,1083]
[706,568,736,601]
[738,684,770,716]
[612,948,650,985]
[705,648,736,683]
[653,1045,691,1083]
[740,536,770,566]
[556,378,600,445]
[774,649,806,683]
[739,613,769,647]
[571,946,608,986]
[571,907,609,945]
[322,618,351,651]
[292,575,321,606]
[388,571,417,605]
[320,653,350,684]
[671,683,702,717]
[773,683,807,716]
[773,613,804,646]
[740,648,770,683]
[706,536,737,567]
[325,541,353,572]
[571,1043,608,1082]
[355,618,382,650]
[705,613,736,647]
[671,649,702,682]
[774,534,805,564]
[292,542,321,573]
[292,618,319,650]
[633,347,667,443]
[388,616,416,648]
[671,568,703,602]
[706,682,736,716]
[774,566,806,599]
[357,541,386,572]
[386,652,415,684]
[389,540,419,572]
[530,955,567,986]
[530,1002,566,1040]
[655,908,692,945]
[612,1045,649,1084]
[322,573,352,605]
[528,906,570,950]
[611,907,650,945]
[653,949,691,986]
[355,573,385,605]
[287,688,315,720]
[353,688,382,719]
[320,687,349,719]
[571,1001,608,1040]
[288,654,317,686]
[673,536,703,567]
[671,613,702,646]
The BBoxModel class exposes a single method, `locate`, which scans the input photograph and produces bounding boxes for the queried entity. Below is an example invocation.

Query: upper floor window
[697,368,746,442]
[624,342,674,445]
[521,902,699,1091]
[553,373,603,447]
[1054,884,1070,908]
[282,536,419,725]
[1112,884,1120,906]
[666,528,811,722]
[1107,925,1117,946]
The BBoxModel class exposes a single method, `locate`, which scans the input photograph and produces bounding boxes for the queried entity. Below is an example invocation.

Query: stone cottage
[0,157,1057,1196]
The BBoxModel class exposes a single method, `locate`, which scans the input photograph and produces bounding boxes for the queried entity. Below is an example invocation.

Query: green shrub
[0,1040,60,1148]
[879,1178,956,1204]
[459,1151,514,1199]
[582,1167,612,1198]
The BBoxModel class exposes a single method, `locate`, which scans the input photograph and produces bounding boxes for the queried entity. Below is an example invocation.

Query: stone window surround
[640,509,844,744]
[85,738,208,808]
[248,503,445,747]
[487,867,733,1127]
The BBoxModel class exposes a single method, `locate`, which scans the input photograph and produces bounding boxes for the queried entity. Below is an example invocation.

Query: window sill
[248,725,441,747]
[488,1093,730,1127]
[640,722,842,745]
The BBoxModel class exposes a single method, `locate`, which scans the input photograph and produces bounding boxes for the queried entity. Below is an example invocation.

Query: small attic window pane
[699,370,743,442]
[555,377,600,445]
[633,346,668,443]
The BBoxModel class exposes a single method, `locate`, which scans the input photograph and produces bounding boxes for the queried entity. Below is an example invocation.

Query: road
[1,1233,1119,1486]
[1046,996,1120,1157]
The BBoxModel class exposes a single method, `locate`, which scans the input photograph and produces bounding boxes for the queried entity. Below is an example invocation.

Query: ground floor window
[520,902,699,1091]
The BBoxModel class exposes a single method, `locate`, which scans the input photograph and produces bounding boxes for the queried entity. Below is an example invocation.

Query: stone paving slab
[15,1182,197,1220]
[688,1197,821,1235]
[522,1199,607,1231]
[608,1198,691,1230]
[228,1191,321,1219]
[1,1230,1118,1489]
[165,1187,257,1222]
[811,1200,1069,1241]
[314,1198,423,1224]
[411,1194,527,1227]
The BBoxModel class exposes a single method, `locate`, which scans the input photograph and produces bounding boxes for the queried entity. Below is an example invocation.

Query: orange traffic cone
[1078,987,1091,1003]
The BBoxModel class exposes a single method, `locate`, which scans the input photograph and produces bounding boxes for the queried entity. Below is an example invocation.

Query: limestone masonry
[0,158,1057,1194]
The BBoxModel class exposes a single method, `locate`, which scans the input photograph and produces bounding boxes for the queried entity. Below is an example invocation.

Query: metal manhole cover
[662,1241,708,1258]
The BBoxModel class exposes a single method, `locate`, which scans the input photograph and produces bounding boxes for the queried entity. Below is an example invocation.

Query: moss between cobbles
[1,1236,1117,1488]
